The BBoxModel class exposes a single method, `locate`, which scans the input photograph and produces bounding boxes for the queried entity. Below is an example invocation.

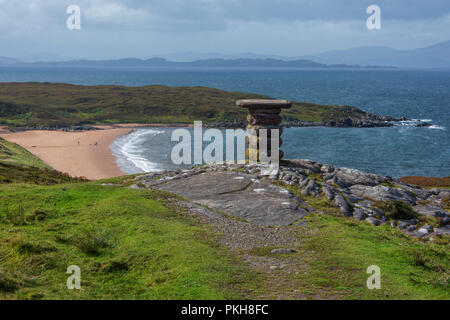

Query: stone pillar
[236,99,291,162]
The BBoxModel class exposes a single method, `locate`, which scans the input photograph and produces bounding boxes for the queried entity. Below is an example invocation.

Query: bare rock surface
[413,204,448,218]
[333,167,388,187]
[135,159,450,240]
[349,185,417,204]
[150,171,308,226]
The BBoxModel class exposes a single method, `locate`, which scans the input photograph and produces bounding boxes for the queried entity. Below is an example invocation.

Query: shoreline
[0,128,132,180]
[1,125,448,181]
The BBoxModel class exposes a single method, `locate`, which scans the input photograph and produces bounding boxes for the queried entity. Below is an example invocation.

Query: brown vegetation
[400,176,450,188]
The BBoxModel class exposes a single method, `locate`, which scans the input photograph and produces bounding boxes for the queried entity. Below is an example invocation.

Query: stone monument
[236,99,292,162]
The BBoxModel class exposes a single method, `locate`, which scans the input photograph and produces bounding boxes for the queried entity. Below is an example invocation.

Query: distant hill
[300,40,450,68]
[19,52,74,63]
[0,82,392,128]
[2,40,448,68]
[26,57,343,68]
[158,51,288,62]
[3,57,391,69]
[0,57,20,66]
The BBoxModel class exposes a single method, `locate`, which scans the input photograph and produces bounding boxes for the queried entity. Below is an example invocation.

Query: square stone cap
[236,99,292,109]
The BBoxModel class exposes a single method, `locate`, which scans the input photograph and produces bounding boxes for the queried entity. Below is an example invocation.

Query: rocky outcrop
[348,185,417,204]
[134,159,450,241]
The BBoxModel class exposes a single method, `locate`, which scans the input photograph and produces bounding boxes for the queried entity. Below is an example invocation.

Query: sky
[0,0,449,60]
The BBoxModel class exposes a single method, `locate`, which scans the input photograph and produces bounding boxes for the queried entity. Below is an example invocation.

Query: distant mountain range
[299,40,450,68]
[0,57,393,69]
[0,57,21,65]
[1,40,449,68]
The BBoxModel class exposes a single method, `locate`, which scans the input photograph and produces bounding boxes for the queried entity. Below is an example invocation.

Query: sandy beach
[0,128,132,180]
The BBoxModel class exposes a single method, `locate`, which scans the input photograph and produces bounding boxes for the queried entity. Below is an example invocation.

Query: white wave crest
[113,129,164,173]
[394,119,434,127]
[428,125,446,130]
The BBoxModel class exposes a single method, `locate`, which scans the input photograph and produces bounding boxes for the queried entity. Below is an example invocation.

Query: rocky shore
[204,115,410,129]
[131,159,449,241]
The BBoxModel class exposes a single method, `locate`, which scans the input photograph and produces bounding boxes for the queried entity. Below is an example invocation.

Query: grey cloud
[0,0,448,59]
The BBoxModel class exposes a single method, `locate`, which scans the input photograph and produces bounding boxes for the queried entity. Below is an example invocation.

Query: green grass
[289,214,449,299]
[0,82,379,127]
[0,183,259,299]
[0,162,82,185]
[0,137,83,185]
[0,180,448,300]
[0,137,49,169]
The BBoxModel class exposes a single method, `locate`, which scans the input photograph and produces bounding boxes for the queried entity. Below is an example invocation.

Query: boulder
[320,164,335,174]
[299,178,310,188]
[333,167,390,187]
[397,219,419,229]
[366,217,382,226]
[334,194,352,216]
[418,224,433,234]
[321,184,335,201]
[412,204,449,218]
[342,192,365,204]
[399,185,436,200]
[427,190,450,207]
[432,226,450,236]
[285,159,321,173]
[353,208,367,221]
[349,185,417,204]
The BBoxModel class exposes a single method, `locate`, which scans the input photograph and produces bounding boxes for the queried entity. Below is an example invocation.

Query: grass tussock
[10,234,56,254]
[5,205,25,226]
[73,229,114,255]
[375,200,419,220]
[0,270,24,293]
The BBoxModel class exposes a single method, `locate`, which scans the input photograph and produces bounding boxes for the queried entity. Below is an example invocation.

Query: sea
[1,66,449,177]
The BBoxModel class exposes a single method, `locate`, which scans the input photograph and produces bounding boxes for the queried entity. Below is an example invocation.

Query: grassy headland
[0,136,448,300]
[0,137,81,185]
[0,82,388,128]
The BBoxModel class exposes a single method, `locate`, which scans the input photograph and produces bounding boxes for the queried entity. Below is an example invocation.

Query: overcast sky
[0,0,449,60]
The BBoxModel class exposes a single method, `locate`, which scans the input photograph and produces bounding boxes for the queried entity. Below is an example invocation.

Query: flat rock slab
[155,171,307,226]
[156,171,252,198]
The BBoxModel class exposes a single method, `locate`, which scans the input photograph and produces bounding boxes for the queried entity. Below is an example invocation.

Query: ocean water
[1,66,449,177]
